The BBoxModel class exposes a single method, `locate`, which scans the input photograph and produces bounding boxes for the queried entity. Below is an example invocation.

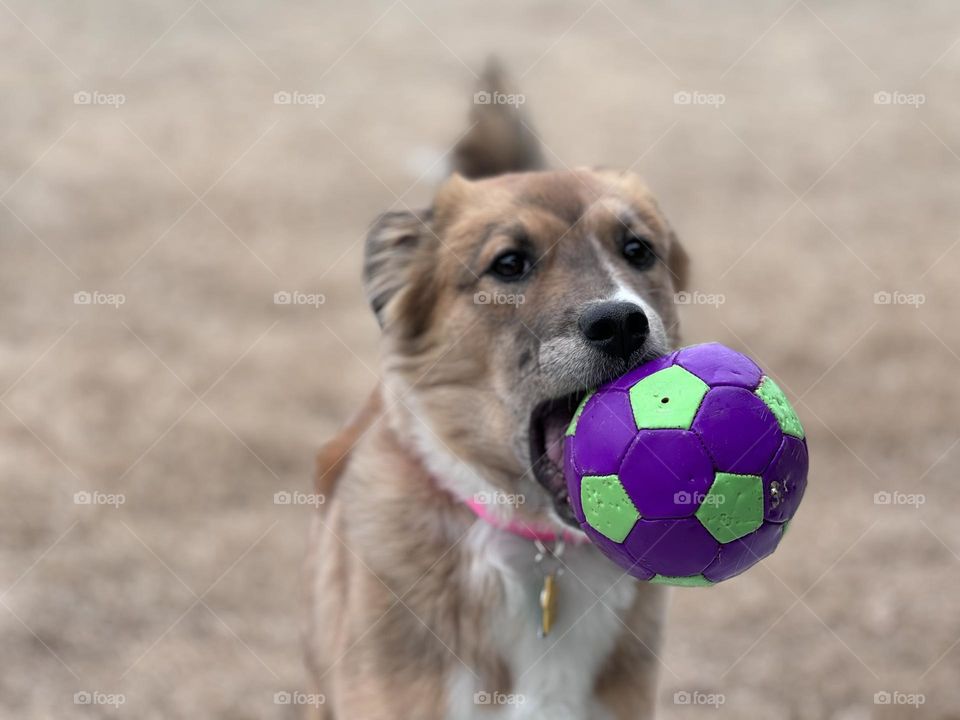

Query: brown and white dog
[304,64,689,719]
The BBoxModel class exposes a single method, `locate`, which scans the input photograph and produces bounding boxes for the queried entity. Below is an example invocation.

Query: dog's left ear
[363,208,434,330]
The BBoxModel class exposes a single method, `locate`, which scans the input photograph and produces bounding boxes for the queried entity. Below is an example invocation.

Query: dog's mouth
[529,390,589,528]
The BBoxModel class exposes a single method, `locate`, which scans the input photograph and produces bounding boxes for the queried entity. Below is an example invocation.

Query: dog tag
[534,539,564,638]
[539,573,557,638]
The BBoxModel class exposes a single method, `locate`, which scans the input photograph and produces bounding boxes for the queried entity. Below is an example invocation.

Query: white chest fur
[448,522,638,720]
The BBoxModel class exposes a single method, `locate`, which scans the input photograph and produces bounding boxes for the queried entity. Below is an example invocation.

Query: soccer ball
[564,343,808,586]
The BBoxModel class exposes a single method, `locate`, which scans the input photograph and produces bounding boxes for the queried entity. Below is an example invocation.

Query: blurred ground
[3,1,960,718]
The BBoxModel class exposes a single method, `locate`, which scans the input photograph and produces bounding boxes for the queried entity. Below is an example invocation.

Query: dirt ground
[3,1,960,718]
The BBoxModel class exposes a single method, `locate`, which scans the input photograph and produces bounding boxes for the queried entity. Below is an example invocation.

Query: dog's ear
[453,58,544,179]
[363,208,434,330]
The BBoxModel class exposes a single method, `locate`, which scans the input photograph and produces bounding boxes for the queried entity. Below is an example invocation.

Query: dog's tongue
[543,411,568,469]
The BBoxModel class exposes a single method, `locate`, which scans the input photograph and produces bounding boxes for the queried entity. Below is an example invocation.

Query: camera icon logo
[873,91,892,105]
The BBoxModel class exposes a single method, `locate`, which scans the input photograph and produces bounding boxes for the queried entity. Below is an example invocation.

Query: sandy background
[2,1,960,718]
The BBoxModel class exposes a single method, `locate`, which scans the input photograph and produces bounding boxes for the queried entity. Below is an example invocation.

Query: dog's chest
[449,523,637,720]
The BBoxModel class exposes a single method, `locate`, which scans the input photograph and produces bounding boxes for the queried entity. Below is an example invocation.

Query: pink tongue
[543,413,568,468]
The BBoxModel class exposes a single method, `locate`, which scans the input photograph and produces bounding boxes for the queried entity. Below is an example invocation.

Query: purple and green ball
[564,342,808,586]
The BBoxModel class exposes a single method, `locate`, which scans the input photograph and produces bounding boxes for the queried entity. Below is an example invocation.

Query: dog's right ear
[362,209,433,328]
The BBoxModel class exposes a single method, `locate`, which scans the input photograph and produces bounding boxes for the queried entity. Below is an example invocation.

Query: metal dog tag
[534,539,565,638]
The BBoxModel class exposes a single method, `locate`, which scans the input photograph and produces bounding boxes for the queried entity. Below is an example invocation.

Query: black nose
[578,301,649,362]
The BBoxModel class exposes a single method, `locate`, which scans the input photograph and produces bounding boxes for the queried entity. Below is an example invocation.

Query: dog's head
[365,169,688,528]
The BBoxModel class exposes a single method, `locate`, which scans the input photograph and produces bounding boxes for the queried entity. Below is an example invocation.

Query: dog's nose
[578,301,649,362]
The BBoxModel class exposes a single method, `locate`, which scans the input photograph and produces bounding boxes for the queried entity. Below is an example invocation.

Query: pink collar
[464,497,588,545]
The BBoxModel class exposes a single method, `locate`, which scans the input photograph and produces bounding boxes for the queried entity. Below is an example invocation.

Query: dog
[304,63,689,719]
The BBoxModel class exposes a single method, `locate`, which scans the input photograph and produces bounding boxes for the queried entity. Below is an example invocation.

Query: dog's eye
[622,232,657,270]
[489,250,532,281]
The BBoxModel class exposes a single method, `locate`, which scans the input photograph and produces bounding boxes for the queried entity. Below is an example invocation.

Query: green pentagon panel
[565,390,595,436]
[650,574,714,587]
[755,376,804,439]
[628,365,709,430]
[696,472,764,543]
[580,474,640,542]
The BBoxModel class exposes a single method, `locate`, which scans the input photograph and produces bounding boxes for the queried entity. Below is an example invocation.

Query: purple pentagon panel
[570,391,638,475]
[622,518,719,577]
[564,442,586,524]
[693,387,782,474]
[702,522,783,583]
[676,342,763,390]
[763,436,809,523]
[619,430,715,519]
[582,525,655,580]
[604,351,679,393]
